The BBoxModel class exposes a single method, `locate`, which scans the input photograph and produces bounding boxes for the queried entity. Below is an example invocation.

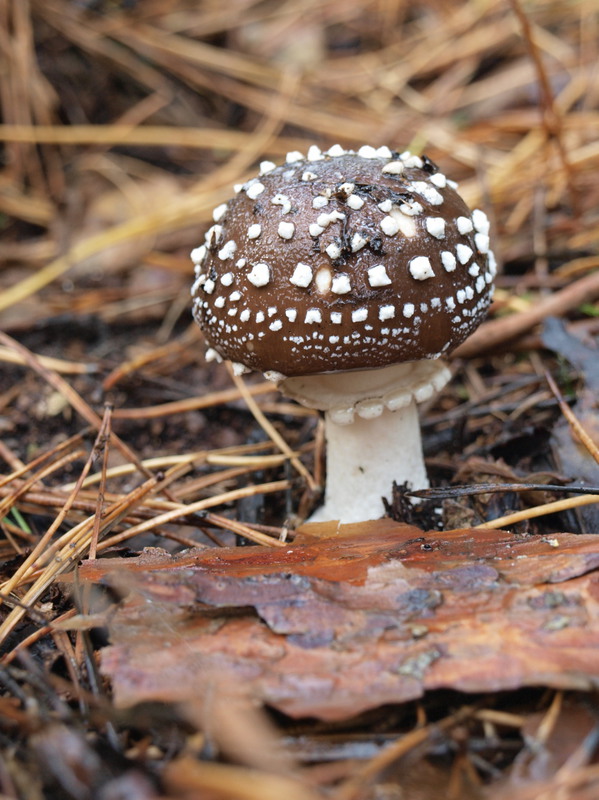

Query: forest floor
[1,1,599,798]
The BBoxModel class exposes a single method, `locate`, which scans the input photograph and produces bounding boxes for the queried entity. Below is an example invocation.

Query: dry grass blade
[201,511,287,547]
[544,370,599,467]
[89,404,112,560]
[0,412,125,601]
[336,708,474,800]
[163,757,319,800]
[0,449,85,520]
[0,123,302,154]
[0,430,87,492]
[226,365,316,492]
[508,0,576,210]
[0,345,96,374]
[410,482,599,499]
[58,441,287,491]
[2,608,77,666]
[535,690,563,747]
[97,480,290,552]
[0,190,217,312]
[101,323,199,390]
[0,470,165,646]
[111,380,276,420]
[475,493,599,530]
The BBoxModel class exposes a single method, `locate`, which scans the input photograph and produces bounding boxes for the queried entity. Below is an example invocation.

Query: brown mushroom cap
[191,145,495,377]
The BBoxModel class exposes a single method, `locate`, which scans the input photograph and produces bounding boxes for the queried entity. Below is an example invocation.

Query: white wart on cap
[191,146,496,377]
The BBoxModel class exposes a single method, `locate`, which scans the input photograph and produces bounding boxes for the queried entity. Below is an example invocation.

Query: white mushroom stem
[280,360,452,524]
[310,400,428,523]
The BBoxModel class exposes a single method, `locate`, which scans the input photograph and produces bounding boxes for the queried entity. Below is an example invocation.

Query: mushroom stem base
[309,400,428,524]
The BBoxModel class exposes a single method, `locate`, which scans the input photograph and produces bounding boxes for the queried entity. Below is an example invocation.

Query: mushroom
[191,145,496,523]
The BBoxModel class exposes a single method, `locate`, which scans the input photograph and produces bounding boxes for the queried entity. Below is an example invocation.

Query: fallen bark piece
[85,520,599,720]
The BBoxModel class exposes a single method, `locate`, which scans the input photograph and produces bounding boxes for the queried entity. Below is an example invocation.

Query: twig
[89,405,113,560]
[408,482,599,499]
[475,493,599,530]
[544,370,599,467]
[226,365,316,492]
[97,480,291,551]
[0,123,302,153]
[0,431,87,491]
[111,381,276,419]
[0,471,166,646]
[0,345,96,374]
[336,708,474,800]
[508,0,577,211]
